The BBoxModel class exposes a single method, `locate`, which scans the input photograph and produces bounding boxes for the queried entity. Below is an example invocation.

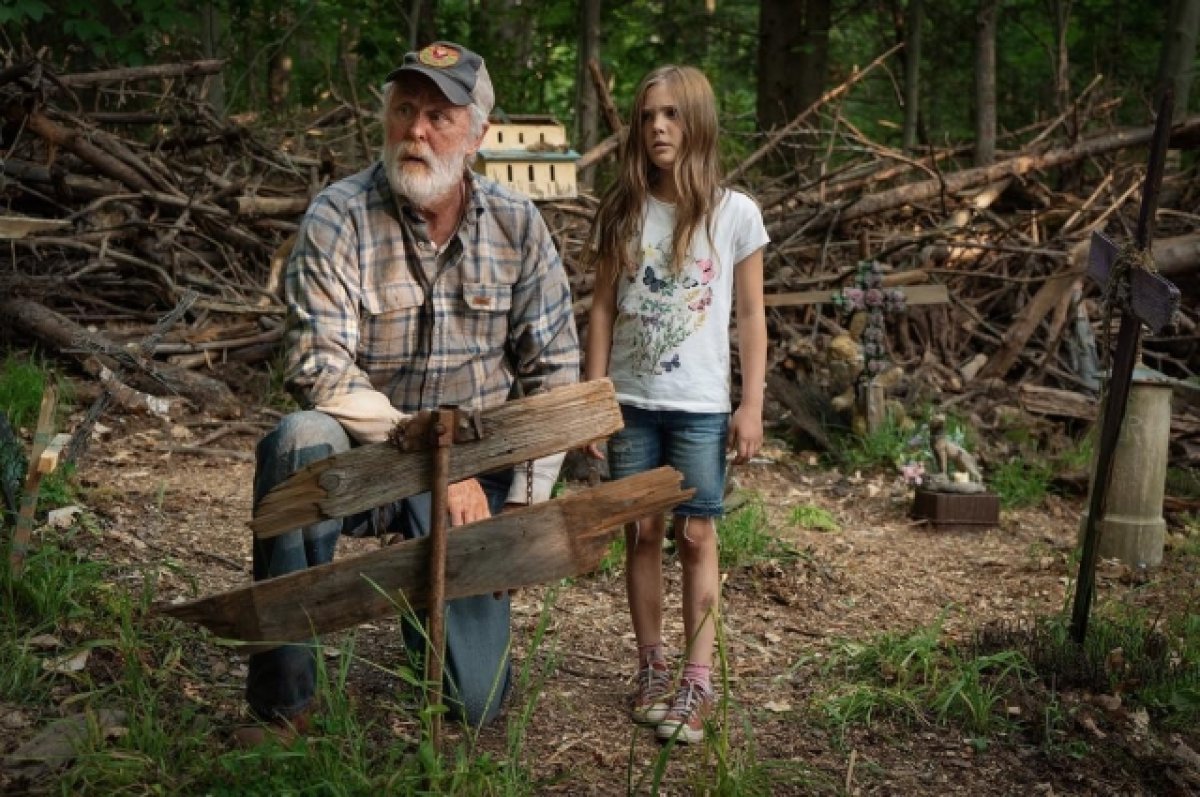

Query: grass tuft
[719,494,799,568]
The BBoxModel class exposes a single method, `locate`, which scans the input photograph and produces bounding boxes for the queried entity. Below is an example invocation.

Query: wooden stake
[425,408,455,747]
[9,385,57,575]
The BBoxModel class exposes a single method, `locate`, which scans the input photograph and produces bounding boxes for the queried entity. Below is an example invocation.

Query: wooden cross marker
[162,467,691,646]
[161,380,695,722]
[1070,91,1182,643]
[764,282,949,310]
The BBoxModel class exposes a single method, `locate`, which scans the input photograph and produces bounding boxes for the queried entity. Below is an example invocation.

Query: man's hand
[728,405,763,465]
[446,478,490,527]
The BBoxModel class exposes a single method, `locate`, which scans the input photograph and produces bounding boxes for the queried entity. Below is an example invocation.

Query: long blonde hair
[586,65,722,282]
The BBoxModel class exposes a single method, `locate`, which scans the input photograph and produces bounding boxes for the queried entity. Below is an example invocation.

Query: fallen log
[0,296,240,418]
[3,107,156,193]
[252,379,624,538]
[56,59,226,87]
[766,373,833,451]
[1155,232,1200,277]
[1018,383,1097,420]
[977,270,1078,381]
[162,466,691,647]
[781,115,1200,233]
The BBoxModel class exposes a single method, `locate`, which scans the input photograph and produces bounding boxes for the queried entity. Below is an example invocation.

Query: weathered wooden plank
[1087,230,1181,334]
[36,434,71,475]
[764,283,948,309]
[162,467,692,647]
[251,379,623,538]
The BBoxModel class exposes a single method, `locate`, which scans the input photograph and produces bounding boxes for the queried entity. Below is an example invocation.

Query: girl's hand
[585,441,607,460]
[728,406,763,465]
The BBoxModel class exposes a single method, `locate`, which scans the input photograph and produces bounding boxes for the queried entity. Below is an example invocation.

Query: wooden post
[9,384,57,575]
[1071,91,1182,642]
[425,408,455,747]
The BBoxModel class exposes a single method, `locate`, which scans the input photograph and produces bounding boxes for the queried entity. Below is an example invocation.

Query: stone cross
[1070,92,1182,643]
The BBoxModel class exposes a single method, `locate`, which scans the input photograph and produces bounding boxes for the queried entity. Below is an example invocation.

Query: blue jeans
[246,410,514,726]
[607,405,729,517]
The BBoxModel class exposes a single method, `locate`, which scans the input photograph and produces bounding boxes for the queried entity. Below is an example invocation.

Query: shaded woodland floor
[4,394,1198,796]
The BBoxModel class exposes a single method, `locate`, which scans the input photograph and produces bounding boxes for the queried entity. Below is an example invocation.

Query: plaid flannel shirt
[284,163,579,415]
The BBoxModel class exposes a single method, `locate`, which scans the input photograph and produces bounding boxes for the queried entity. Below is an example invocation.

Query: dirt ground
[15,391,1200,796]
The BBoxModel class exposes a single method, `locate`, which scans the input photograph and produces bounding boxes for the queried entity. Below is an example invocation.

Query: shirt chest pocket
[459,282,513,354]
[359,281,425,367]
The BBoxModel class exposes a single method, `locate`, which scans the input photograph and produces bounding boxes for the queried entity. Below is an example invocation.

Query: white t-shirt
[609,189,769,413]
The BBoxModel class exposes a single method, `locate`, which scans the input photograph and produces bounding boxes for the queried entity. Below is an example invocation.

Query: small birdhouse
[476,114,579,201]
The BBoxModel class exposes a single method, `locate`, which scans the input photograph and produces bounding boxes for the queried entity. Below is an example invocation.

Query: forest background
[5,0,1198,180]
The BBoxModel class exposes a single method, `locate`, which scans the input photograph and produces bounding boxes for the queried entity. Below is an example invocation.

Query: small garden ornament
[909,414,999,531]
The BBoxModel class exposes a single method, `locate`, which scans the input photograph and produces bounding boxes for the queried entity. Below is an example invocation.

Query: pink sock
[682,662,712,692]
[638,643,666,669]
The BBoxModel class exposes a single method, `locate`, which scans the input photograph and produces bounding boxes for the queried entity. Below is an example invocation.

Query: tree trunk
[1157,0,1200,121]
[902,0,924,151]
[973,0,998,166]
[412,0,438,50]
[574,0,602,188]
[199,1,225,117]
[1051,0,1073,121]
[267,51,291,110]
[757,0,831,133]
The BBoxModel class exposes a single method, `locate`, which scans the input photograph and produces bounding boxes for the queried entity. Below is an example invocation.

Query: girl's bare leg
[675,514,718,667]
[625,514,667,650]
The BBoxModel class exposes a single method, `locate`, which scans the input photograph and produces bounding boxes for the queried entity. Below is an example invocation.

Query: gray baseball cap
[385,42,484,106]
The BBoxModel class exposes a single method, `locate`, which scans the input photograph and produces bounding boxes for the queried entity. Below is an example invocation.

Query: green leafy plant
[990,458,1054,508]
[789,504,840,533]
[816,617,1035,742]
[719,494,797,568]
[597,534,626,576]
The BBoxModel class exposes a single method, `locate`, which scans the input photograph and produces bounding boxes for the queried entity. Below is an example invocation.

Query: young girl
[585,65,768,744]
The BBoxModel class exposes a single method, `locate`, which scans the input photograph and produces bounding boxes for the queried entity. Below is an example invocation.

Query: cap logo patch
[419,44,460,68]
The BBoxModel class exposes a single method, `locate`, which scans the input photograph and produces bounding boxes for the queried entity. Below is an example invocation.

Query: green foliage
[976,608,1200,733]
[832,410,956,475]
[1166,467,1200,500]
[0,354,80,513]
[0,353,53,432]
[990,457,1054,509]
[6,534,570,794]
[0,528,107,701]
[633,610,832,796]
[261,352,298,413]
[0,0,52,25]
[832,419,915,474]
[719,494,798,569]
[817,617,1032,740]
[8,0,1191,188]
[789,503,840,533]
[597,533,626,576]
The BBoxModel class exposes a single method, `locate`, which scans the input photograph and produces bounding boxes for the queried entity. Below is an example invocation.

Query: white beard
[384,141,467,207]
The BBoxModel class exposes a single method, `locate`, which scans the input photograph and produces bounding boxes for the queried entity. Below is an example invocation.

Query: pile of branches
[2,56,1199,469]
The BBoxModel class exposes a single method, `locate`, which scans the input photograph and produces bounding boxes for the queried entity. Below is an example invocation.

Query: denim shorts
[607,405,729,517]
